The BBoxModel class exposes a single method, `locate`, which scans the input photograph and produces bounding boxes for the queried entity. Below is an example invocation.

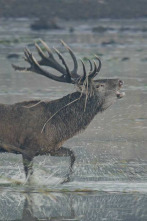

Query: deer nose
[118,80,123,87]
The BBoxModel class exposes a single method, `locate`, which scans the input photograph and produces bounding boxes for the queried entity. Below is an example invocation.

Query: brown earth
[0,0,147,20]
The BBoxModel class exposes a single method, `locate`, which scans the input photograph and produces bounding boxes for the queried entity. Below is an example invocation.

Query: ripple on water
[0,177,147,194]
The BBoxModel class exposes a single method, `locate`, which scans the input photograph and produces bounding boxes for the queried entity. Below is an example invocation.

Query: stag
[0,40,124,183]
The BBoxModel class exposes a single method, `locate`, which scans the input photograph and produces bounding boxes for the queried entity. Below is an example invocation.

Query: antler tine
[88,61,97,79]
[39,39,54,58]
[24,48,34,64]
[87,59,93,71]
[88,56,102,79]
[54,48,72,83]
[60,40,79,78]
[12,64,28,72]
[23,48,46,71]
[35,42,47,61]
[12,48,34,72]
[79,59,87,83]
[94,55,102,73]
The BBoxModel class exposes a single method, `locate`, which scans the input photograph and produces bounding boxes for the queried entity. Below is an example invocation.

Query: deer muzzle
[116,80,125,99]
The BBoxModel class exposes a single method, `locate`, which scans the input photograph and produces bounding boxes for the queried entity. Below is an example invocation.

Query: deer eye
[96,84,104,88]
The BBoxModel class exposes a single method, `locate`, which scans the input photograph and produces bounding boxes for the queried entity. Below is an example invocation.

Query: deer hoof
[61,176,71,184]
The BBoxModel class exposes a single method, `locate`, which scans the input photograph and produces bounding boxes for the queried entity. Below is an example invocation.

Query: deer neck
[57,91,104,134]
[43,91,104,143]
[75,91,103,123]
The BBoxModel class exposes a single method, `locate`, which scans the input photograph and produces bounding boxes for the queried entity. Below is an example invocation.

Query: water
[0,18,147,220]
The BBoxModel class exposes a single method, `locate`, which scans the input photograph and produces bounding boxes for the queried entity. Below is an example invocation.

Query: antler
[12,39,102,84]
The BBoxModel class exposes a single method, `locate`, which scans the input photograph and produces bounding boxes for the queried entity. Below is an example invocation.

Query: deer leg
[51,147,75,183]
[0,140,26,154]
[22,155,33,184]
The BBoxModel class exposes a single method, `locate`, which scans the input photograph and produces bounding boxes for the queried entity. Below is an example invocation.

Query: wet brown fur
[0,40,124,183]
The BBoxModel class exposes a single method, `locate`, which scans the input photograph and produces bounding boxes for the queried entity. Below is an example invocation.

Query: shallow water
[0,18,147,220]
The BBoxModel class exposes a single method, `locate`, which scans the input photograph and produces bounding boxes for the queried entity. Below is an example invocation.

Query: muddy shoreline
[0,0,147,20]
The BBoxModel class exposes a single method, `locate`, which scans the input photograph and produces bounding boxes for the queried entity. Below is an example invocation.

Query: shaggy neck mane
[43,89,104,141]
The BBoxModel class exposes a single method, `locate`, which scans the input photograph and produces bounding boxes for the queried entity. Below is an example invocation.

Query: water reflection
[0,188,147,221]
[21,193,75,221]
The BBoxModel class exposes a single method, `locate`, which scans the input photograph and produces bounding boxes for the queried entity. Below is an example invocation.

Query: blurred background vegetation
[0,0,147,19]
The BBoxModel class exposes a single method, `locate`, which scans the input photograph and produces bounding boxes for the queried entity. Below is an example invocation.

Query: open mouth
[116,90,125,99]
[116,80,125,99]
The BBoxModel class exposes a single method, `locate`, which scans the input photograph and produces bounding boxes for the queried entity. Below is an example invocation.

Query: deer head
[12,39,124,105]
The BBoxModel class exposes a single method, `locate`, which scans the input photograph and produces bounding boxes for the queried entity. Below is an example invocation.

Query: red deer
[0,40,124,183]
